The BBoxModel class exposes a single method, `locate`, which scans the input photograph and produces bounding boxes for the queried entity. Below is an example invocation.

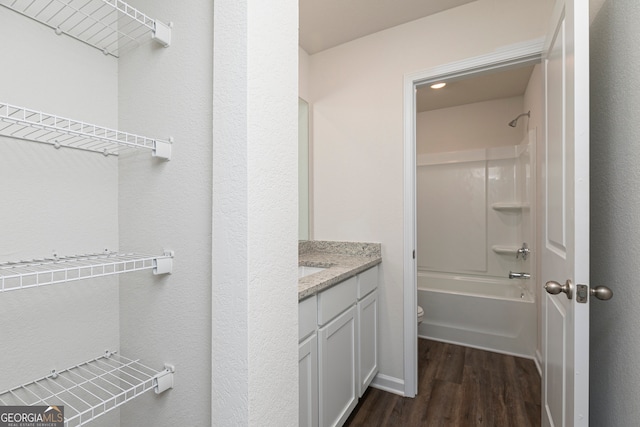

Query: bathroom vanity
[298,241,381,427]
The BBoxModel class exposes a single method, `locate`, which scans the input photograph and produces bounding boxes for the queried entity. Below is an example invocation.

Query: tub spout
[509,271,530,279]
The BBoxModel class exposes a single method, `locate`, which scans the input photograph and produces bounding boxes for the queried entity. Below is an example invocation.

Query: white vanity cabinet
[299,265,379,427]
[356,266,379,397]
[318,276,358,427]
[299,295,319,427]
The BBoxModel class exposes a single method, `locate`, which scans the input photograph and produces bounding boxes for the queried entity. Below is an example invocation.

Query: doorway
[402,38,545,397]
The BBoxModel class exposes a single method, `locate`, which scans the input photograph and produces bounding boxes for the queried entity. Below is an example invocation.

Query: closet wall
[118,1,213,426]
[0,1,213,425]
[0,8,120,427]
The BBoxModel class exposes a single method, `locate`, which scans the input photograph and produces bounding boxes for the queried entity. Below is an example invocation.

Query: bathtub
[417,271,536,358]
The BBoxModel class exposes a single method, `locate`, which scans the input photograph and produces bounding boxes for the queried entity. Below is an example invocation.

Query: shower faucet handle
[516,243,530,260]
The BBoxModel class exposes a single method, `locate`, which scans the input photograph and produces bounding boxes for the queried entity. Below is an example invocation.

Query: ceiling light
[430,82,446,89]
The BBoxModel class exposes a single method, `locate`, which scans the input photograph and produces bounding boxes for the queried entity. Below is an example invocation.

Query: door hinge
[413,250,416,259]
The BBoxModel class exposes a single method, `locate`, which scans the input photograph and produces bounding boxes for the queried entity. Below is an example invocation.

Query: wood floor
[345,339,541,427]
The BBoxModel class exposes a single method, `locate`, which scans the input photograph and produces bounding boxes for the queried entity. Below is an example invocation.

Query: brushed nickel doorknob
[590,286,613,301]
[545,279,573,300]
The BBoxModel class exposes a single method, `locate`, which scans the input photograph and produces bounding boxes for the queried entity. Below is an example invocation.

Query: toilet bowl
[417,305,424,324]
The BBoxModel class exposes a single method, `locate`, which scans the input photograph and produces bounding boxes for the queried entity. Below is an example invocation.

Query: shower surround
[417,134,535,358]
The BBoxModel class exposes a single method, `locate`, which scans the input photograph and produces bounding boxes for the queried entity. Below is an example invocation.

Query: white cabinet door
[357,289,378,397]
[318,305,358,427]
[299,332,318,427]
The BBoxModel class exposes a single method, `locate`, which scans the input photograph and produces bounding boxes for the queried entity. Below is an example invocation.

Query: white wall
[416,96,525,154]
[0,10,120,427]
[117,1,214,426]
[590,0,640,424]
[308,0,553,385]
[213,1,299,426]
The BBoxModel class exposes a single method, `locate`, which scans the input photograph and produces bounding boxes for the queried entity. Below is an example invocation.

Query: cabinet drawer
[299,295,318,340]
[317,276,357,326]
[357,266,378,299]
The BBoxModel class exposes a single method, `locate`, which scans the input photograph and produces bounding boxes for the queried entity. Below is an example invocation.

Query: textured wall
[213,0,299,425]
[308,0,554,385]
[117,1,214,426]
[590,0,640,424]
[211,2,249,424]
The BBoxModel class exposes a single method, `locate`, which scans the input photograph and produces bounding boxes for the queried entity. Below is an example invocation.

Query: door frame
[402,38,545,397]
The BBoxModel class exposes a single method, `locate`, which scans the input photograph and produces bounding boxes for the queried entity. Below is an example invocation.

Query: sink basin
[298,266,326,278]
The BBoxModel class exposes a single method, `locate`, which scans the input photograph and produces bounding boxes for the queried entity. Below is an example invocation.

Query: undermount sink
[298,266,326,279]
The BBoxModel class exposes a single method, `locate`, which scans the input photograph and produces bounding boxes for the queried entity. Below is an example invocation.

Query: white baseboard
[370,373,405,397]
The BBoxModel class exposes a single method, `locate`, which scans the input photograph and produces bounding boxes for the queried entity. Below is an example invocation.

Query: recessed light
[430,82,446,89]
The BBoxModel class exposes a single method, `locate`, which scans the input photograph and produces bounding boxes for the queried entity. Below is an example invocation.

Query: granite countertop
[298,240,382,300]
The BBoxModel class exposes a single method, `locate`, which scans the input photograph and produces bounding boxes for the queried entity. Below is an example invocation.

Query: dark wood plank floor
[345,339,541,427]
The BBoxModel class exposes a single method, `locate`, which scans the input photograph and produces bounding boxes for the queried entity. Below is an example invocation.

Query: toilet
[417,305,424,324]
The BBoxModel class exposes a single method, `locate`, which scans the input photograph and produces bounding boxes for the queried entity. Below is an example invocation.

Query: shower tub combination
[417,271,536,358]
[416,136,536,359]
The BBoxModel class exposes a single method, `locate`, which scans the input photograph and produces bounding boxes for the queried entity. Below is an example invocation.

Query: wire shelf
[0,102,172,159]
[0,251,173,292]
[0,0,171,57]
[0,351,174,427]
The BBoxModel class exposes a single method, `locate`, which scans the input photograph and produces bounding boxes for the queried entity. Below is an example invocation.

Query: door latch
[576,284,588,303]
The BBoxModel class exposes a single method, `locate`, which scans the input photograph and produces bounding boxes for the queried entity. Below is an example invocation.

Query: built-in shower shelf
[0,251,173,292]
[491,245,520,256]
[491,202,530,212]
[0,102,172,159]
[0,0,171,57]
[0,351,174,427]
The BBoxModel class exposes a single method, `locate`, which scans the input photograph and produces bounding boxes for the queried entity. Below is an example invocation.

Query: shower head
[508,111,530,127]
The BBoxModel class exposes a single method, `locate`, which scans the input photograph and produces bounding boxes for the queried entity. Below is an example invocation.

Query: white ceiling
[299,0,477,55]
[299,0,535,111]
[416,65,536,112]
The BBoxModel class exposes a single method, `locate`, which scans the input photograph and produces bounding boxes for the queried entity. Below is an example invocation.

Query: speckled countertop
[298,240,382,300]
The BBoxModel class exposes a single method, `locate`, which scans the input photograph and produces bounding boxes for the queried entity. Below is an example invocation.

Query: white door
[541,0,591,425]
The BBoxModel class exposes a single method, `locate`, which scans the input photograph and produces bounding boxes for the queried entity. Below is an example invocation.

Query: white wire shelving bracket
[0,250,174,292]
[0,351,175,427]
[0,102,172,159]
[0,0,171,57]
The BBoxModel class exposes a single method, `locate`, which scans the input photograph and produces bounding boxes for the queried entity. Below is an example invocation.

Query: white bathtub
[417,271,536,358]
